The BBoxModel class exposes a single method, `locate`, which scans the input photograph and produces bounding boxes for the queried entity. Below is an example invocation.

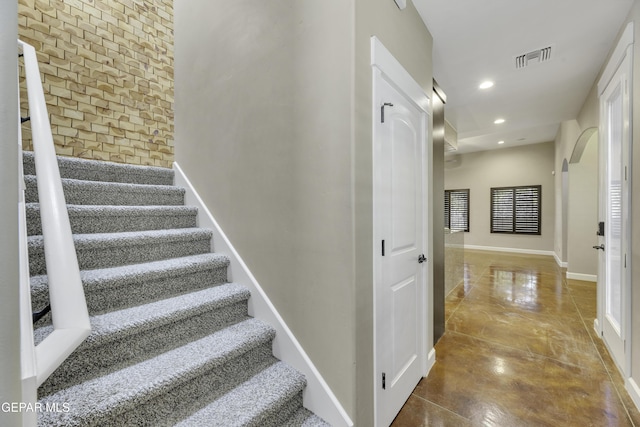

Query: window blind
[444,189,469,232]
[490,185,541,235]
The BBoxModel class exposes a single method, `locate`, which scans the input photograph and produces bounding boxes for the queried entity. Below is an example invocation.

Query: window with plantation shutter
[490,185,541,235]
[444,189,469,232]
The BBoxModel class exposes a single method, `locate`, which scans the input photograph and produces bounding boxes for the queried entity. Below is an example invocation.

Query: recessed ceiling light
[479,81,494,89]
[494,118,505,124]
[498,140,505,145]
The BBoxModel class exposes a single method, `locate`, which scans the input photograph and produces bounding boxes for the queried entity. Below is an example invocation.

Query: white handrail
[17,62,38,427]
[18,40,91,390]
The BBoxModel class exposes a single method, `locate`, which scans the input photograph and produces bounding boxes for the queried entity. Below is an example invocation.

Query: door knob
[418,254,427,263]
[592,244,605,251]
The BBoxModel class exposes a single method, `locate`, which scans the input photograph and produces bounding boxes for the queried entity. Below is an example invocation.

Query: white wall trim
[426,348,436,374]
[370,36,430,114]
[173,162,353,427]
[371,36,433,427]
[464,245,555,257]
[393,0,406,10]
[598,22,634,95]
[598,30,634,378]
[626,377,640,412]
[566,272,597,282]
[553,252,567,268]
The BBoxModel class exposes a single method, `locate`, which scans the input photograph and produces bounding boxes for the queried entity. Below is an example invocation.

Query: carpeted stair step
[26,203,198,235]
[282,407,333,427]
[30,253,230,315]
[25,152,329,425]
[23,151,174,186]
[28,228,212,276]
[36,283,252,397]
[24,175,185,206]
[175,361,312,427]
[38,319,277,427]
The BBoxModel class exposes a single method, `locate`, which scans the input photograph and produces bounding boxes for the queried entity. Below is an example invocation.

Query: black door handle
[592,244,605,251]
[418,254,426,263]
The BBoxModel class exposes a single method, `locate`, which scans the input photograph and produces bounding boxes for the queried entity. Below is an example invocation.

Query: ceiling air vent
[515,46,552,69]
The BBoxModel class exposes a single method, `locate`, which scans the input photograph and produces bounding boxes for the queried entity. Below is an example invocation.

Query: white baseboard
[553,252,568,268]
[566,272,597,282]
[626,377,640,412]
[594,318,600,336]
[174,162,353,427]
[464,245,556,257]
[426,348,436,374]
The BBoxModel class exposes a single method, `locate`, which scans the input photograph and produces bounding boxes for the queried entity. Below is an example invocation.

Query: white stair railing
[18,39,91,413]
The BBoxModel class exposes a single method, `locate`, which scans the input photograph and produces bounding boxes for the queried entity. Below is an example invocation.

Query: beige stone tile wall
[18,0,174,167]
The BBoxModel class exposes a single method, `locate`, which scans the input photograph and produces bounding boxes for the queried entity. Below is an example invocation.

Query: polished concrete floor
[392,250,640,426]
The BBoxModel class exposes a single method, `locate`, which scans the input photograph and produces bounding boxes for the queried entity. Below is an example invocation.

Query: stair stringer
[173,162,353,427]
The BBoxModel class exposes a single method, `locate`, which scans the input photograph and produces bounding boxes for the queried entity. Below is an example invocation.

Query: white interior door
[374,71,427,427]
[598,47,631,374]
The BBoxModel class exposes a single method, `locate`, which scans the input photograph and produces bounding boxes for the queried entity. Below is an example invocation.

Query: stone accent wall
[18,0,174,167]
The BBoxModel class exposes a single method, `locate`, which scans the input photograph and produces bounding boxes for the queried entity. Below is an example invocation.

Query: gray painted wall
[578,83,600,130]
[444,142,556,252]
[175,1,433,423]
[1,0,23,424]
[567,132,598,277]
[563,0,640,399]
[174,0,356,416]
[554,120,581,262]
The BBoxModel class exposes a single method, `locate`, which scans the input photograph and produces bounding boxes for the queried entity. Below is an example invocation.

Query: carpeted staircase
[23,151,330,427]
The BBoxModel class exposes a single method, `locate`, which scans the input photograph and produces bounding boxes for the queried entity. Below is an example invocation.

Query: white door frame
[596,22,633,378]
[371,36,435,426]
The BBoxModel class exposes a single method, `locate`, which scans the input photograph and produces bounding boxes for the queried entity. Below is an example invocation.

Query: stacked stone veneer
[18,0,174,167]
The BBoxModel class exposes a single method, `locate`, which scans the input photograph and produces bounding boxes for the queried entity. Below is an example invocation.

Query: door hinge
[381,102,393,123]
[382,240,385,256]
[382,372,386,389]
[624,253,627,268]
[625,166,628,181]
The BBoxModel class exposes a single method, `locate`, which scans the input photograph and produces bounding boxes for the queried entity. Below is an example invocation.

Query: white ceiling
[413,0,634,154]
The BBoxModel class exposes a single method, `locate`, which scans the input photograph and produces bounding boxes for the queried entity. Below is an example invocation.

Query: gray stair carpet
[25,152,331,427]
[26,204,198,235]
